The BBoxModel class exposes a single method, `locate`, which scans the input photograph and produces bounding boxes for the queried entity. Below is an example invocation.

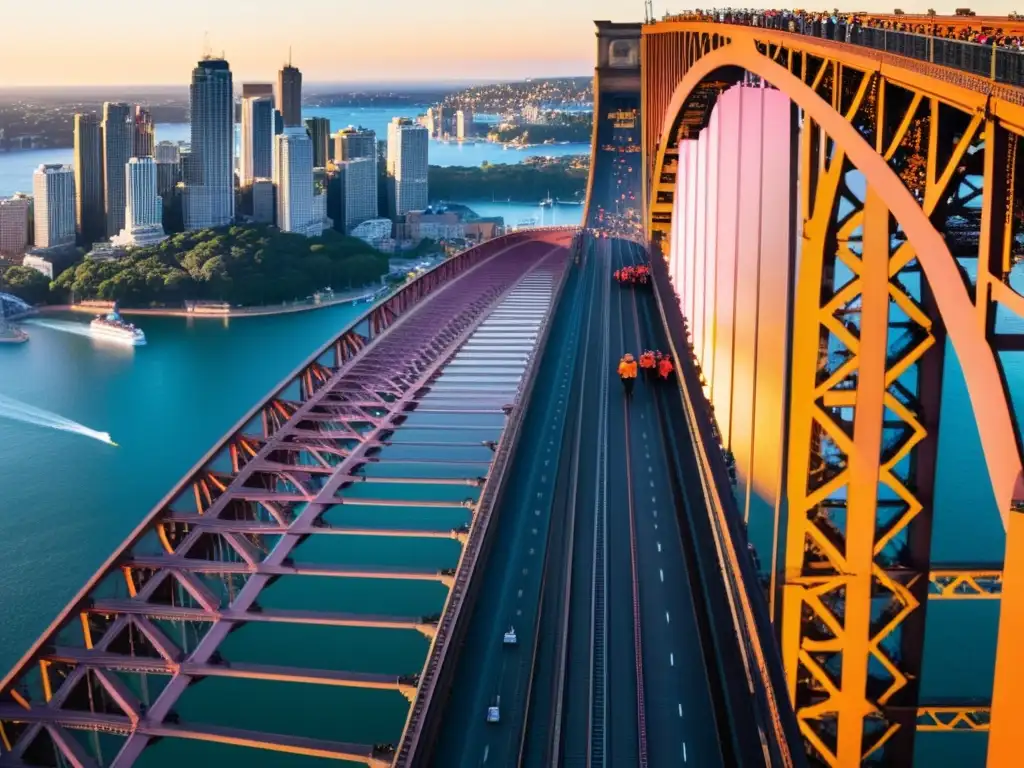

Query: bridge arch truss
[642,21,1024,767]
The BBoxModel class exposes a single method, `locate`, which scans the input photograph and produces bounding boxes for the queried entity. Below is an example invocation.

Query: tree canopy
[0,266,51,306]
[51,225,389,308]
[428,161,587,204]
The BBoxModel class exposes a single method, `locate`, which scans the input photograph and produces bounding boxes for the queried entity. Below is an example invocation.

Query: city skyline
[3,1,1002,87]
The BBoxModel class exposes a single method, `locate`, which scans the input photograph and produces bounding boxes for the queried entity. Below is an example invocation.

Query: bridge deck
[430,236,722,768]
[0,233,574,767]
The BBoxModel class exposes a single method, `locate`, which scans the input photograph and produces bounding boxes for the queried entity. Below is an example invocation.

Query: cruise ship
[89,305,146,346]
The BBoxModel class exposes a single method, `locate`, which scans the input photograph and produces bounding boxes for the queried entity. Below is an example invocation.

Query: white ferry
[89,305,146,346]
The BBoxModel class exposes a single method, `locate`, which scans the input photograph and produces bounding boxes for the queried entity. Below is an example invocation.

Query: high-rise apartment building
[331,157,378,233]
[242,82,274,99]
[387,118,429,216]
[304,117,330,169]
[32,164,75,249]
[241,95,275,185]
[102,102,133,238]
[134,106,155,157]
[0,195,31,255]
[273,127,322,237]
[73,113,104,244]
[277,61,302,128]
[156,161,181,198]
[251,179,274,224]
[457,109,474,140]
[334,126,376,161]
[112,157,167,247]
[185,57,235,230]
[154,141,181,164]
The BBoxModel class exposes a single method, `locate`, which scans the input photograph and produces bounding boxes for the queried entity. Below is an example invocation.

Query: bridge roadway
[0,232,576,768]
[430,235,722,767]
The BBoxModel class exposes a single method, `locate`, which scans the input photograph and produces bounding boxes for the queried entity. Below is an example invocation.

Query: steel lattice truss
[641,19,1024,767]
[0,231,575,768]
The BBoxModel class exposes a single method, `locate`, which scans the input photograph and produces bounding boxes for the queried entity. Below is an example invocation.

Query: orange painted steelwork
[641,20,1024,767]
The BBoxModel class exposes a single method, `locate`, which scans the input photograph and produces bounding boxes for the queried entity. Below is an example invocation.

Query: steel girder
[0,231,575,768]
[641,21,1024,768]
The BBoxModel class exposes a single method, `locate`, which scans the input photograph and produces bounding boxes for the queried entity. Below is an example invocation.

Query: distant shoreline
[37,287,387,320]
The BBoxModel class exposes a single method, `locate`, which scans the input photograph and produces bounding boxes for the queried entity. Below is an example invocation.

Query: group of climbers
[613,264,650,286]
[618,349,674,398]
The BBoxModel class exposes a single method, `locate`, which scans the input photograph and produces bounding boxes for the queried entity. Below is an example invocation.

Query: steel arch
[644,33,1024,767]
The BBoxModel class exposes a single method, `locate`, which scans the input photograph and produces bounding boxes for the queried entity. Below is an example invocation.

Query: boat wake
[0,393,118,445]
[25,318,95,338]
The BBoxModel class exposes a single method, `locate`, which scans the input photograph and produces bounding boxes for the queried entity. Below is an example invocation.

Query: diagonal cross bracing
[0,232,576,768]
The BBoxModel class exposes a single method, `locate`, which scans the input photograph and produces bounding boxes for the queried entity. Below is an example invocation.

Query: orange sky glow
[2,1,1019,87]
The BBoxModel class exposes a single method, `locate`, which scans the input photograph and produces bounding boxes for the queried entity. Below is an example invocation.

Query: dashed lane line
[660,569,664,582]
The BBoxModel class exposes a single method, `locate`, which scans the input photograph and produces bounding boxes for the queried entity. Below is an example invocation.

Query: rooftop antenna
[644,0,654,23]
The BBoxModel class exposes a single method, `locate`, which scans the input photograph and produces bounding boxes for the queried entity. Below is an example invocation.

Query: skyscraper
[73,113,104,244]
[277,60,302,128]
[134,106,155,157]
[112,157,167,247]
[304,117,330,168]
[32,164,75,248]
[334,126,376,161]
[387,118,429,216]
[241,95,275,185]
[0,195,31,255]
[102,102,133,238]
[185,57,235,230]
[273,127,321,237]
[331,157,378,233]
[457,109,474,140]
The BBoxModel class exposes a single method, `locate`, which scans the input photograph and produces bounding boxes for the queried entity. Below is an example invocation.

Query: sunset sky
[3,1,1020,87]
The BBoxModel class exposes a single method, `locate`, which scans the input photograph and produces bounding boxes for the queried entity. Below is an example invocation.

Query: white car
[487,696,501,723]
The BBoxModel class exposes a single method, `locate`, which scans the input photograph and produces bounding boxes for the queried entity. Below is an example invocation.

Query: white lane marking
[666,611,671,624]
[660,569,664,582]
[517,589,523,598]
[529,548,535,555]
[683,741,688,761]
[657,541,662,552]
[541,475,547,483]
[642,432,648,440]
[535,509,541,516]
[653,510,658,518]
[483,745,490,763]
[670,652,674,666]
[545,460,550,467]
[679,703,684,718]
[654,523,659,530]
[651,496,656,503]
[649,479,655,488]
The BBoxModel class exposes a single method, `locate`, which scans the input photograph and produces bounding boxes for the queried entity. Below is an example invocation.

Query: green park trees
[43,225,389,308]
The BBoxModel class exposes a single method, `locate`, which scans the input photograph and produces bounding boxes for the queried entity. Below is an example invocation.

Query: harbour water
[0,106,589,196]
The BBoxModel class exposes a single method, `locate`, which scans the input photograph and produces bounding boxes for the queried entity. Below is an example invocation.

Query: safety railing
[645,242,804,766]
[682,13,1024,88]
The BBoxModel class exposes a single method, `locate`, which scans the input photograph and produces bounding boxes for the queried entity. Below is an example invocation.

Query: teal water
[0,306,371,669]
